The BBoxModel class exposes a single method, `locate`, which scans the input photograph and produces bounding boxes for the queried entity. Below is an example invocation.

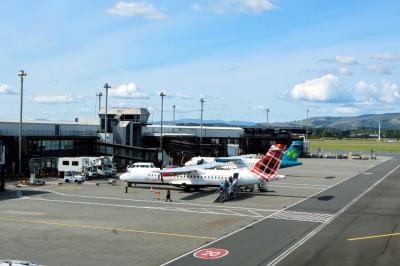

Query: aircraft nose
[119,173,128,180]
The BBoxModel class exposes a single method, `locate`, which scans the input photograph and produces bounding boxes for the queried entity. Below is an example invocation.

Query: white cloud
[335,107,359,114]
[356,80,376,95]
[367,64,391,75]
[336,67,352,76]
[155,91,192,99]
[106,1,167,20]
[355,80,400,105]
[252,105,266,110]
[379,81,400,103]
[291,74,351,102]
[113,102,127,108]
[175,92,192,99]
[211,0,274,14]
[32,95,83,104]
[373,52,400,61]
[335,55,358,65]
[320,56,358,65]
[0,84,17,95]
[318,67,353,76]
[191,3,203,12]
[109,83,148,99]
[235,0,274,13]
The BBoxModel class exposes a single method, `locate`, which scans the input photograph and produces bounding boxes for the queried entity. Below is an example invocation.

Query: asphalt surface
[165,158,400,266]
[278,158,400,266]
[0,157,391,266]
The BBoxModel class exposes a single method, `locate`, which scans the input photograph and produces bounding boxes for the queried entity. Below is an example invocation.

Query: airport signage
[193,248,229,259]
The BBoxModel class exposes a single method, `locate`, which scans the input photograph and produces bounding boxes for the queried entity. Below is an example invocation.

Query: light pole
[160,92,166,168]
[172,105,176,125]
[172,105,176,133]
[18,70,27,177]
[266,108,270,128]
[306,108,309,154]
[104,83,111,143]
[96,92,103,112]
[200,98,205,144]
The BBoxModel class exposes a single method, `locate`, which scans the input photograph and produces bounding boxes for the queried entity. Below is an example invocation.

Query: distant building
[0,119,99,176]
[0,107,308,175]
[98,107,150,146]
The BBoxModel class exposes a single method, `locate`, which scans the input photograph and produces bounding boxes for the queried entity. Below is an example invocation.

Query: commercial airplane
[120,144,286,192]
[184,141,303,169]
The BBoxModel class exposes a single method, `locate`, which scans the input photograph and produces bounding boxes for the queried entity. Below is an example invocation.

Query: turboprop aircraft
[184,141,303,169]
[119,144,286,192]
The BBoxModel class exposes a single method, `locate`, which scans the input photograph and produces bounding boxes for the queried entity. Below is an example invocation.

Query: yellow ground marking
[57,185,82,191]
[348,232,400,241]
[0,210,46,216]
[0,216,216,240]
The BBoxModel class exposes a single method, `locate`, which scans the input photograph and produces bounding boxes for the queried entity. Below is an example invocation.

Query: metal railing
[0,130,99,137]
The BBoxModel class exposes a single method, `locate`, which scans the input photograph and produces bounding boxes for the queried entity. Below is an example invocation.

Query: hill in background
[275,113,400,130]
[156,113,400,130]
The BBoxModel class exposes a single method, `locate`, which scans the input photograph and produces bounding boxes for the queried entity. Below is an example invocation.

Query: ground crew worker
[124,181,128,193]
[166,189,172,202]
[219,181,224,193]
[224,179,229,190]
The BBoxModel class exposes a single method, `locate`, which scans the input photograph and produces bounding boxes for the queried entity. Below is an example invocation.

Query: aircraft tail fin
[250,144,286,181]
[282,141,302,162]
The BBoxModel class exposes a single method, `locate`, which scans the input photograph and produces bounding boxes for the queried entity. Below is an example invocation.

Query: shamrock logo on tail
[287,148,298,160]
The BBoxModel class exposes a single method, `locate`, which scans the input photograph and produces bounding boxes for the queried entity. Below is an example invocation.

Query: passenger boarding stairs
[217,177,240,203]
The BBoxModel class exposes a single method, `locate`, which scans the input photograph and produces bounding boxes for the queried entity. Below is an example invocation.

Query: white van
[58,157,97,178]
[64,171,85,183]
[58,157,90,173]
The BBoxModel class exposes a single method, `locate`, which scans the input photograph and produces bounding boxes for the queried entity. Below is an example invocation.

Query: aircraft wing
[156,162,225,174]
[216,154,257,161]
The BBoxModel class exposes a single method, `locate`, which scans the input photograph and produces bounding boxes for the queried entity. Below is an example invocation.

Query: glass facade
[29,157,58,176]
[29,140,73,152]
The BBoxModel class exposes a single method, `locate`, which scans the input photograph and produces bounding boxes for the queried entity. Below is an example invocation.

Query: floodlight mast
[200,98,205,143]
[18,70,27,177]
[104,83,111,143]
[160,92,166,168]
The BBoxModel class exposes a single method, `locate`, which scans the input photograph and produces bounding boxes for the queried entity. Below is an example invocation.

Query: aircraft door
[233,172,239,185]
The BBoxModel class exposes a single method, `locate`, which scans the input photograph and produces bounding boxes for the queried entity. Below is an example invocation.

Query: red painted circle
[193,248,229,259]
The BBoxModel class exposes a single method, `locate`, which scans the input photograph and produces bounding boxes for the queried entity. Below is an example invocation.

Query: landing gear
[259,181,268,192]
[183,186,192,192]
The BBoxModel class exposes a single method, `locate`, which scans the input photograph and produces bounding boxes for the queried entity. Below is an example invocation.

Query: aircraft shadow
[180,190,217,201]
[0,189,50,201]
[233,191,310,201]
[315,195,335,201]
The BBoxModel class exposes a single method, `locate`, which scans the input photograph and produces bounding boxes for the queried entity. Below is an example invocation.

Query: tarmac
[0,157,398,266]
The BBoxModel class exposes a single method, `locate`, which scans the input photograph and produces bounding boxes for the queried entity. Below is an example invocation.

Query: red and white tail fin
[250,144,286,181]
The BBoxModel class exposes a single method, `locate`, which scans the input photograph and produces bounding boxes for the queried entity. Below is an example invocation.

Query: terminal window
[0,146,4,165]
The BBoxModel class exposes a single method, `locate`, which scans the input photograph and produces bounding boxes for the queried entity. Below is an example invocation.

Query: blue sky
[1,0,400,123]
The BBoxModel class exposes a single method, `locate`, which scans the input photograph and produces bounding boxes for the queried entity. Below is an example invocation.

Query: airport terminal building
[0,108,307,176]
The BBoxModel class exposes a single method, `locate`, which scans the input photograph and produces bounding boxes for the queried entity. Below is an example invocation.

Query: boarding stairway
[217,178,240,203]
